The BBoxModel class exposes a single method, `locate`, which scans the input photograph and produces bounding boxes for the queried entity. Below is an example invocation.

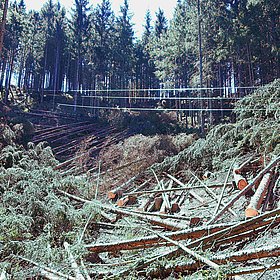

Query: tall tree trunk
[4,52,14,103]
[74,55,80,112]
[197,0,205,136]
[41,45,48,103]
[0,0,9,58]
[52,44,60,110]
[0,59,6,89]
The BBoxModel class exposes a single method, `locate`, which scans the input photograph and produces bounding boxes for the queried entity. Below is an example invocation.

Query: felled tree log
[245,172,273,217]
[228,263,280,277]
[233,172,248,190]
[17,256,76,280]
[138,184,160,211]
[211,156,280,224]
[58,189,185,230]
[146,244,280,278]
[86,209,280,255]
[122,207,280,274]
[147,196,163,212]
[150,229,220,270]
[85,222,232,253]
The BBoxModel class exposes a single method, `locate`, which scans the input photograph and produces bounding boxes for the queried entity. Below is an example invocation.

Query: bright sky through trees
[24,0,177,36]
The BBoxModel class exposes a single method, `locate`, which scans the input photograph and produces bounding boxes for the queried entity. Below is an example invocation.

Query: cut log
[108,175,138,199]
[233,171,248,190]
[138,184,160,211]
[152,171,171,211]
[148,196,163,211]
[116,195,137,207]
[124,207,280,272]
[245,172,273,217]
[211,156,280,224]
[190,217,202,227]
[58,190,185,231]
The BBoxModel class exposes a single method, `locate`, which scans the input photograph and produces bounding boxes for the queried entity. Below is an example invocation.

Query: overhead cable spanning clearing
[57,104,278,112]
[44,85,278,93]
[58,96,243,100]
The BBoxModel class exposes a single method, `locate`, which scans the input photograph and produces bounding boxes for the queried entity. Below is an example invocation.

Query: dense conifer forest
[0,0,279,97]
[0,0,280,279]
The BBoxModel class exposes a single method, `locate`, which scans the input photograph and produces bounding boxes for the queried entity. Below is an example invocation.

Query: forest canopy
[0,0,279,102]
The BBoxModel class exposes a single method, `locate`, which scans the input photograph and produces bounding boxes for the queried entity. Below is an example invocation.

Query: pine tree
[154,8,167,38]
[3,0,26,101]
[93,0,115,86]
[113,0,135,90]
[70,0,91,111]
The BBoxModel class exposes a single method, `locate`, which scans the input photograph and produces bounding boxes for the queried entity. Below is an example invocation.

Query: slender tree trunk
[41,45,48,103]
[4,52,14,103]
[0,0,9,58]
[197,0,205,136]
[74,52,81,113]
[52,44,60,110]
[0,59,6,89]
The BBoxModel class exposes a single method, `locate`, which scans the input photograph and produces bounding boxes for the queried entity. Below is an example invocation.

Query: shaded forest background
[0,0,279,104]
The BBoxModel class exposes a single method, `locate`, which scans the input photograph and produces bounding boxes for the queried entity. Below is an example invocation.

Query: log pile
[55,155,280,279]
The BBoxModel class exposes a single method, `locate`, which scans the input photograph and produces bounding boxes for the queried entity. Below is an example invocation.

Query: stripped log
[64,242,85,280]
[212,156,280,223]
[189,171,238,217]
[245,172,273,217]
[166,174,206,204]
[148,229,220,270]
